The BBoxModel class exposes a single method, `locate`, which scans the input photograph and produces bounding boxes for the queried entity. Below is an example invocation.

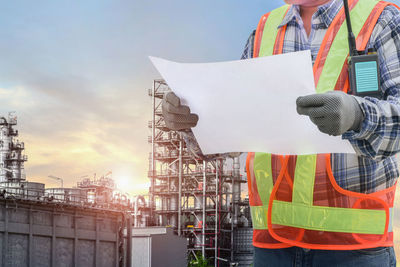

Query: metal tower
[0,113,27,182]
[148,80,250,266]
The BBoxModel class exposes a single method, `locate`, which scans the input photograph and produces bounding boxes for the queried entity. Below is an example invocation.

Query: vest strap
[258,5,289,57]
[316,0,378,93]
[253,153,273,205]
[292,155,316,205]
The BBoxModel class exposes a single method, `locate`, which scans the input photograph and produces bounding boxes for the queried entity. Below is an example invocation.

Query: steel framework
[148,80,249,266]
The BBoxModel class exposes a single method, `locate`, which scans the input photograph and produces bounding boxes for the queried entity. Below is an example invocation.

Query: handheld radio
[344,0,382,99]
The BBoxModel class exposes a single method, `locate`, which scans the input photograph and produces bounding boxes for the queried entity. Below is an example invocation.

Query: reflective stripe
[250,205,393,234]
[316,0,378,93]
[251,205,268,230]
[292,155,317,206]
[259,5,289,57]
[253,153,273,205]
[389,207,393,232]
[272,201,385,234]
[251,153,273,230]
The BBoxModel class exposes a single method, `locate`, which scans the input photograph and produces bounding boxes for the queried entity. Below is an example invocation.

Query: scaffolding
[148,80,250,266]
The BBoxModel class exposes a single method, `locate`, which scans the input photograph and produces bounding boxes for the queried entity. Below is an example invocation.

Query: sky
[1,0,400,188]
[0,0,284,194]
[0,0,399,179]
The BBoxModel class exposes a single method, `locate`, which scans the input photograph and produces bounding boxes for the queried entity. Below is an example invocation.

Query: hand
[296,91,364,136]
[162,92,199,131]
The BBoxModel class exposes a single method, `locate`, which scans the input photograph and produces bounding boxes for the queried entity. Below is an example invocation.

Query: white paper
[150,51,355,155]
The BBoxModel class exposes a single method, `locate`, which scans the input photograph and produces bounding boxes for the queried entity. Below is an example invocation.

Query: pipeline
[133,195,146,227]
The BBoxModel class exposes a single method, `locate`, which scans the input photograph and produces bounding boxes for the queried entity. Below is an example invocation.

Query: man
[162,0,400,266]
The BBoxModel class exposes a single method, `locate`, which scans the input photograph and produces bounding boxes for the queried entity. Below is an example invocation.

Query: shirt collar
[278,0,343,29]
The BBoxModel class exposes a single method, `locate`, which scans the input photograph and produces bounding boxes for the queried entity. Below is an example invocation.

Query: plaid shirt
[186,0,400,193]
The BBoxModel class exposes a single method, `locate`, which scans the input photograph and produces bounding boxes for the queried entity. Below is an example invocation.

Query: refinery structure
[0,80,254,267]
[148,80,253,266]
[0,114,134,267]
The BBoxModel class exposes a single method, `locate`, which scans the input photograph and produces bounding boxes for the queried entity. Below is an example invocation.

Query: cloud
[0,69,151,195]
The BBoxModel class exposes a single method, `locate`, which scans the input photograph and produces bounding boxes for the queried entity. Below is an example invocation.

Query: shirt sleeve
[342,5,400,161]
[241,30,256,60]
[180,31,256,159]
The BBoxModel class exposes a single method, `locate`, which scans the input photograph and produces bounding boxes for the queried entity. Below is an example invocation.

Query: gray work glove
[162,92,199,131]
[296,91,364,136]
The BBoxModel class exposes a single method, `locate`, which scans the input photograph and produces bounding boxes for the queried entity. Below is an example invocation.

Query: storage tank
[0,181,44,200]
[45,188,87,204]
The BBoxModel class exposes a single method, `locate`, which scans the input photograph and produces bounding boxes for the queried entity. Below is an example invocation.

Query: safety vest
[248,0,398,250]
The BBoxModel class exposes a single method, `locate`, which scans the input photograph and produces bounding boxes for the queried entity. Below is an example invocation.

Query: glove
[162,92,199,131]
[296,91,364,136]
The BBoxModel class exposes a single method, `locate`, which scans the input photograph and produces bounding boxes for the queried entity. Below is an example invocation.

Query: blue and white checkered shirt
[186,0,400,193]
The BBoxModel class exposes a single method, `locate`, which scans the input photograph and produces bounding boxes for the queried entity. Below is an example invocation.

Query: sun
[113,173,150,196]
[115,175,131,191]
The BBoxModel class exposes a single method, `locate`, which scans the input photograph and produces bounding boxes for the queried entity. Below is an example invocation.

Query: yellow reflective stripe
[292,155,317,206]
[251,153,273,230]
[259,5,289,57]
[272,200,386,234]
[250,205,268,230]
[316,0,378,93]
[253,153,273,205]
[251,203,388,233]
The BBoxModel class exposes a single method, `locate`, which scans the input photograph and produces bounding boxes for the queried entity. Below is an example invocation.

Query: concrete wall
[0,199,124,267]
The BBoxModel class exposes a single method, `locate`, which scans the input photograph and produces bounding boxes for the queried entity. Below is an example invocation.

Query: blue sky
[0,0,284,193]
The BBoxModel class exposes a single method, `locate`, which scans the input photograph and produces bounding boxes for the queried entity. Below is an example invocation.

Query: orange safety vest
[247,0,398,250]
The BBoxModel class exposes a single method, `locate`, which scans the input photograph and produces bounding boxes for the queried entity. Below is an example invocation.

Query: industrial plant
[147,80,253,266]
[0,80,254,267]
[0,113,133,267]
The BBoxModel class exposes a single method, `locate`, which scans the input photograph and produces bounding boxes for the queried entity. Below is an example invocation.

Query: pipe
[214,160,218,267]
[232,156,241,226]
[126,214,132,267]
[134,197,138,227]
[178,136,183,236]
[202,160,206,258]
[231,189,234,263]
[219,159,223,267]
[169,159,178,228]
[134,195,146,227]
[150,81,156,224]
